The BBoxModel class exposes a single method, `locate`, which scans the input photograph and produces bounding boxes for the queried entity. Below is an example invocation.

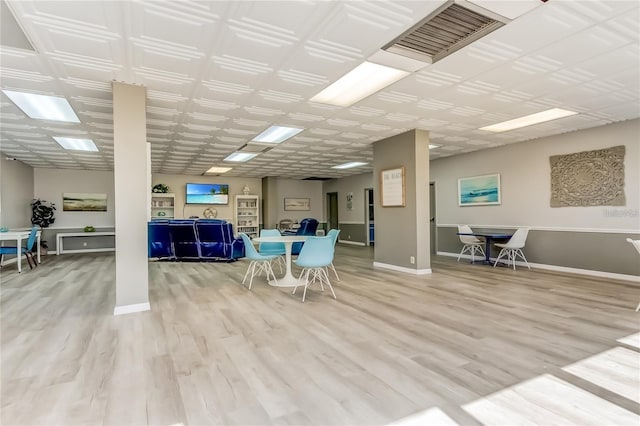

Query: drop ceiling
[0,0,638,179]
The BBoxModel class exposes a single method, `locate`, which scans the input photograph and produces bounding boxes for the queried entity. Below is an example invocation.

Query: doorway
[430,182,436,255]
[326,192,338,231]
[365,188,374,246]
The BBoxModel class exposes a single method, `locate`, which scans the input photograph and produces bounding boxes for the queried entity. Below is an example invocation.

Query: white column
[112,82,150,315]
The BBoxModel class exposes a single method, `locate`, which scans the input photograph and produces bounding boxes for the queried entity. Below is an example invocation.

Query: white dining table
[252,235,308,287]
[0,230,41,273]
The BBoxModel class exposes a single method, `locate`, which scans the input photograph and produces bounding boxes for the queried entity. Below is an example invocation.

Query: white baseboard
[373,261,432,275]
[339,240,366,246]
[113,302,150,316]
[437,251,640,283]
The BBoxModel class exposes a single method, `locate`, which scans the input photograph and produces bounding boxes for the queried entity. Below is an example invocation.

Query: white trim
[437,224,639,234]
[113,302,150,316]
[437,251,640,283]
[47,226,115,230]
[373,261,432,275]
[58,248,115,254]
[339,221,366,225]
[339,240,366,246]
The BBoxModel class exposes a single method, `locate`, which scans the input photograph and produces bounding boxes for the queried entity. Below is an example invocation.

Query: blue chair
[239,233,279,290]
[293,236,336,302]
[326,229,341,281]
[283,218,319,255]
[259,229,286,273]
[0,227,39,270]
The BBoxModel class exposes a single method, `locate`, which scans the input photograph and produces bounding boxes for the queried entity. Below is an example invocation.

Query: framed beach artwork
[284,198,310,211]
[63,192,108,211]
[458,174,501,206]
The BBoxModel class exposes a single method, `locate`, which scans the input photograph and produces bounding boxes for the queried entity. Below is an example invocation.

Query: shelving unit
[151,193,175,220]
[235,195,259,238]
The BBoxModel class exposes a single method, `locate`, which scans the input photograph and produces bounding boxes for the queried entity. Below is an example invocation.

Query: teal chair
[259,229,286,273]
[293,236,336,302]
[239,233,279,290]
[326,229,341,281]
[0,227,39,270]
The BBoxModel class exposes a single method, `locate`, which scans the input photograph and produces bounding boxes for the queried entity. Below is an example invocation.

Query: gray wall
[431,119,640,276]
[0,158,33,228]
[260,177,323,229]
[373,129,430,270]
[323,172,373,244]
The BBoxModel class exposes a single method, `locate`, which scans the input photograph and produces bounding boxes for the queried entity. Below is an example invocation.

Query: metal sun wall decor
[550,145,625,207]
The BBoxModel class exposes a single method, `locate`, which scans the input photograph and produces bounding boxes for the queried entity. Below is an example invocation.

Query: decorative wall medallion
[550,145,625,207]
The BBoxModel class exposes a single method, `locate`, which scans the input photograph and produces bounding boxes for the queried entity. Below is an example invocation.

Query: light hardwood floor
[1,246,639,425]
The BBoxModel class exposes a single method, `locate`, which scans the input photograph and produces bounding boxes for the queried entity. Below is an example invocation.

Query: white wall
[0,158,33,228]
[34,169,115,228]
[152,174,263,222]
[430,119,640,231]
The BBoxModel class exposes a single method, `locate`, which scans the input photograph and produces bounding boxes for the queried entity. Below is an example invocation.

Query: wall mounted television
[186,183,229,205]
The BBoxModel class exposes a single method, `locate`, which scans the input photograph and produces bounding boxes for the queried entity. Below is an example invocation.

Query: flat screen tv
[186,183,229,205]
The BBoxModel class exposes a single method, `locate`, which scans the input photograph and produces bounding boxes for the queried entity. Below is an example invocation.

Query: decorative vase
[243,185,250,195]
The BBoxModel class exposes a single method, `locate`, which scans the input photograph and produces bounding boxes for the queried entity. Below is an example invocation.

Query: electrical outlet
[410,256,415,264]
[348,235,351,239]
[83,242,88,247]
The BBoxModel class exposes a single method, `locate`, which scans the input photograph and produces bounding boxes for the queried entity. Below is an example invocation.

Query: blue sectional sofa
[148,219,245,261]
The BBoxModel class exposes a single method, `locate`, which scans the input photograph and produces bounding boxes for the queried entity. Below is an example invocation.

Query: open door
[326,192,338,232]
[365,188,374,246]
[430,182,436,255]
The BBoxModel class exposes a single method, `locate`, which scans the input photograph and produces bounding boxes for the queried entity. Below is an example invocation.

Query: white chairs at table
[457,224,485,263]
[626,238,640,311]
[293,235,336,302]
[238,233,279,290]
[493,227,531,270]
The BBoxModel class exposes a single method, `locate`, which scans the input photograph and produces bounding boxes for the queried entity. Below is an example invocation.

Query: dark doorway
[327,192,338,231]
[365,188,374,246]
[430,182,436,255]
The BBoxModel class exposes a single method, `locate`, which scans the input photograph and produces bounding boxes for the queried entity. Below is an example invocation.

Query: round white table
[252,235,308,287]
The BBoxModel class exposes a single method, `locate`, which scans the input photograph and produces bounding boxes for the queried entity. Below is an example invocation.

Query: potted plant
[152,183,169,193]
[30,199,56,254]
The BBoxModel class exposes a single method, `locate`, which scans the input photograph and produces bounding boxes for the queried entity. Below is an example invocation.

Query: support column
[112,82,150,315]
[373,129,431,274]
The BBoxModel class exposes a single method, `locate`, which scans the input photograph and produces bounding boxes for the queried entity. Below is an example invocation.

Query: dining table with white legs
[252,235,309,287]
[0,230,41,273]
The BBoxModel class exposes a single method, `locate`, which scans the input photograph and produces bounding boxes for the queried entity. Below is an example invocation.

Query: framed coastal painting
[458,174,501,206]
[284,198,310,211]
[63,192,107,211]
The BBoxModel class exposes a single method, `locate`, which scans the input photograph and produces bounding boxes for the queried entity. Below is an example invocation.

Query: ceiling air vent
[383,0,508,64]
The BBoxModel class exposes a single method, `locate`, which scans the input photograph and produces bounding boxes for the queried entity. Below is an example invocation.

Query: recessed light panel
[224,152,258,162]
[3,90,80,123]
[252,126,304,144]
[310,61,410,107]
[331,161,368,169]
[53,137,98,152]
[479,108,578,133]
[429,144,441,149]
[205,166,232,174]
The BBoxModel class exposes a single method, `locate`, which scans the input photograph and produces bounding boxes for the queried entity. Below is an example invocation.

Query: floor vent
[383,0,507,64]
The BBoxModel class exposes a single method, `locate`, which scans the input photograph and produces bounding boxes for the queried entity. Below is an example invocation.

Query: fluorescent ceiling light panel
[311,61,410,107]
[53,137,98,152]
[252,126,303,144]
[429,144,441,149]
[224,152,258,162]
[331,161,368,169]
[3,90,80,123]
[479,108,578,133]
[205,166,232,174]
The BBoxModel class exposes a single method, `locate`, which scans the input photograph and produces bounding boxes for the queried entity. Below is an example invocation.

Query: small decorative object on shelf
[84,225,96,232]
[203,207,218,218]
[243,185,251,195]
[152,183,169,193]
[158,211,166,217]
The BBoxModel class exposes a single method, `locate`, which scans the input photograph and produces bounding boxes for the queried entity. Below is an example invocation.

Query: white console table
[56,232,116,255]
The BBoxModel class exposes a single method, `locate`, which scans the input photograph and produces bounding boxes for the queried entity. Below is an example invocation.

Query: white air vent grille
[383,1,507,64]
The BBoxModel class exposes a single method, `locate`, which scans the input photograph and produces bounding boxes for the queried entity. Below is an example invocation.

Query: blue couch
[148,219,245,261]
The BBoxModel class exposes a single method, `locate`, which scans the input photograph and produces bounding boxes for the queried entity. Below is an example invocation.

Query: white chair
[626,238,640,311]
[457,224,485,262]
[493,228,530,270]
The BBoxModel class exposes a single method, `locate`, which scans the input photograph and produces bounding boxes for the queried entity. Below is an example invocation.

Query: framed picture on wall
[458,174,501,206]
[62,192,107,211]
[380,166,405,207]
[284,198,310,211]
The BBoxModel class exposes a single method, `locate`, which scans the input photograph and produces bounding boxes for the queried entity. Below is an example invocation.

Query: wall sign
[380,167,405,207]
